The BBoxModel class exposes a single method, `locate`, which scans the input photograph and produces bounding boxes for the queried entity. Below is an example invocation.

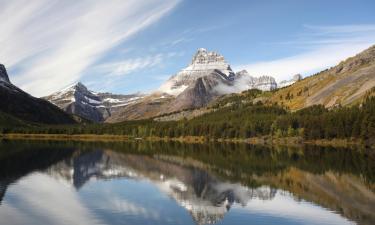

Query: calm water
[0,141,374,225]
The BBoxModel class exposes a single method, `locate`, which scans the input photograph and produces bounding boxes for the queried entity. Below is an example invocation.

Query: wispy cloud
[96,54,166,77]
[235,24,375,81]
[0,0,179,96]
[160,24,226,48]
[86,51,184,91]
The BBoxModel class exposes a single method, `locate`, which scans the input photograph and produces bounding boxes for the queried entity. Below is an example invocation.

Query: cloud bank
[0,0,179,96]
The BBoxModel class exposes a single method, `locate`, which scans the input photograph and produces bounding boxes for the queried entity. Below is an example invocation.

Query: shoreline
[0,133,372,149]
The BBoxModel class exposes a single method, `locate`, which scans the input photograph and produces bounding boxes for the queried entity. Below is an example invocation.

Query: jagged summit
[58,81,88,93]
[183,48,234,77]
[191,48,226,65]
[0,64,11,83]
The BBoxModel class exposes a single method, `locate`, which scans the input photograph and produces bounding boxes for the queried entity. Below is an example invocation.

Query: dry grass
[0,133,131,142]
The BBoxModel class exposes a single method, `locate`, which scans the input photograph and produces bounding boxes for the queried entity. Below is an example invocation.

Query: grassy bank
[1,133,372,149]
[0,133,131,142]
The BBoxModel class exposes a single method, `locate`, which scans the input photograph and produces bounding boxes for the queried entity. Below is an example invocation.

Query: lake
[0,140,373,225]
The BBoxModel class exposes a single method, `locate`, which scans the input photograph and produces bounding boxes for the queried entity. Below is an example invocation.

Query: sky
[1,0,375,97]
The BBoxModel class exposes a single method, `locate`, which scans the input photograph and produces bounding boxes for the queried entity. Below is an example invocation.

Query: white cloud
[0,0,179,97]
[240,191,354,225]
[235,24,375,82]
[1,173,105,225]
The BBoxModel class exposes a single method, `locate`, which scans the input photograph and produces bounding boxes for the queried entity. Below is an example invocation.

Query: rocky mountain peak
[0,64,11,83]
[65,82,88,92]
[191,48,226,66]
[160,48,235,96]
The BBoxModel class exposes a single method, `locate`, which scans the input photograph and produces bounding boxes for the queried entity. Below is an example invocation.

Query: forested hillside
[3,89,375,143]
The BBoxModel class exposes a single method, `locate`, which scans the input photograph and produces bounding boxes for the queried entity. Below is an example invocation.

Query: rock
[0,64,10,83]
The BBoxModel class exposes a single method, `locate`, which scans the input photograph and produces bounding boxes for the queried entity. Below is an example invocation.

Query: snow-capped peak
[159,48,235,96]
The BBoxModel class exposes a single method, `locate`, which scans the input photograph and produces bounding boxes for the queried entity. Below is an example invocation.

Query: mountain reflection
[0,141,373,225]
[45,150,278,224]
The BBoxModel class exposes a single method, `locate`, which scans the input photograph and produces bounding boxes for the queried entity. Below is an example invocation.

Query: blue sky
[1,0,375,96]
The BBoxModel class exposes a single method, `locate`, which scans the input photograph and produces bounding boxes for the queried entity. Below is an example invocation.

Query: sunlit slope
[272,45,375,110]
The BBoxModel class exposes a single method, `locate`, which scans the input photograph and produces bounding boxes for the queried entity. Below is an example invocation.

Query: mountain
[159,48,236,96]
[272,45,375,110]
[107,48,279,122]
[44,82,144,122]
[159,48,278,96]
[0,64,76,125]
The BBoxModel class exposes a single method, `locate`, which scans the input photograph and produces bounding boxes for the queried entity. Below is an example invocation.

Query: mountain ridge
[0,64,76,125]
[44,82,144,122]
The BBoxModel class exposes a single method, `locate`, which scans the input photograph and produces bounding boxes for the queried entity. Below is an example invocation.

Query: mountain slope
[0,64,76,125]
[272,45,375,110]
[0,111,30,129]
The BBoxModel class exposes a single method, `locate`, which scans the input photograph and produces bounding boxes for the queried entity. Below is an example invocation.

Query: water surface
[0,141,374,225]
